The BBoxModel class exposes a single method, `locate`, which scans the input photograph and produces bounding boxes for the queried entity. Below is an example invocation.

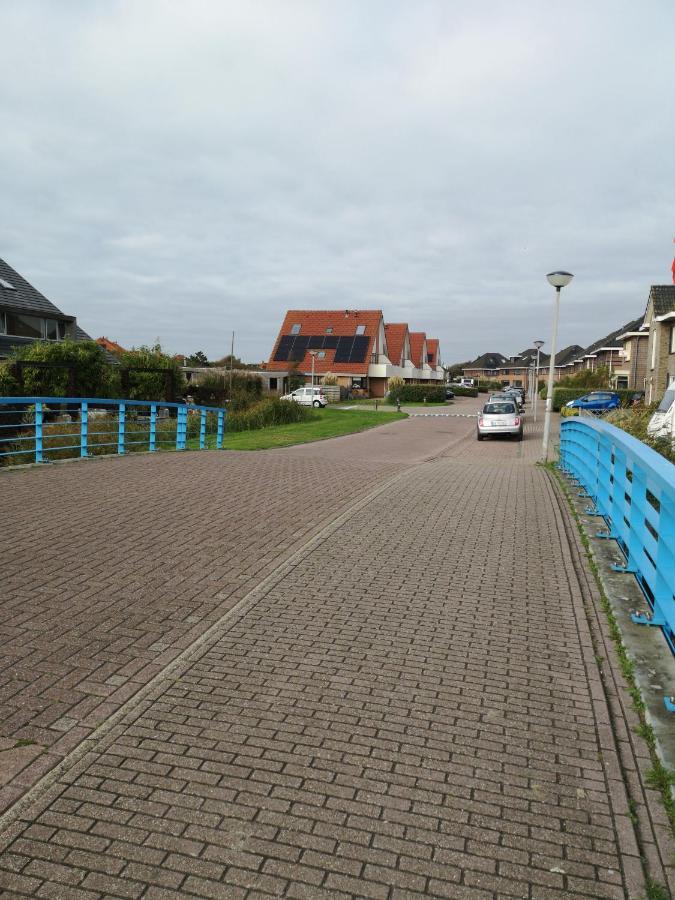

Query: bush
[605,407,675,465]
[117,344,187,401]
[322,371,338,386]
[189,371,263,409]
[477,379,503,393]
[7,340,111,397]
[451,385,479,397]
[387,384,446,404]
[550,387,636,412]
[0,363,19,396]
[226,397,317,432]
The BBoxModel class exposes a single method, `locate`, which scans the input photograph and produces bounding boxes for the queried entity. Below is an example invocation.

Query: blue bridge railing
[0,396,226,465]
[559,417,675,673]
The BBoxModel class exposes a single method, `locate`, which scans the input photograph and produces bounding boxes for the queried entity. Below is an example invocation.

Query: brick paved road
[0,405,670,897]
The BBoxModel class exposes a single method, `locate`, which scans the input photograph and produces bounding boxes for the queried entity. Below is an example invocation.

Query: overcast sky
[1,1,673,364]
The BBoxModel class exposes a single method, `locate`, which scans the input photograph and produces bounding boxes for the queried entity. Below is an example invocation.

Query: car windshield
[484,403,516,414]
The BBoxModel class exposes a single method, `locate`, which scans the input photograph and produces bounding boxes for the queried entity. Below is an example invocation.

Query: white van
[459,378,475,387]
[281,386,327,408]
[647,389,675,440]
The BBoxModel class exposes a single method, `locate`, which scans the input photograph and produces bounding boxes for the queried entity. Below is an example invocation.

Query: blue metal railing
[0,397,226,464]
[559,417,675,675]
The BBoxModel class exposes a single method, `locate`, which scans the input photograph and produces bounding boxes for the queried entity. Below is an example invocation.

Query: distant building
[266,310,444,397]
[0,258,92,360]
[96,336,126,355]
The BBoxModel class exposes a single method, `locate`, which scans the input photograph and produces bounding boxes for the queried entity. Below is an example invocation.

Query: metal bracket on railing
[630,610,664,626]
[595,530,617,539]
[664,697,675,713]
[611,563,637,574]
[584,507,601,516]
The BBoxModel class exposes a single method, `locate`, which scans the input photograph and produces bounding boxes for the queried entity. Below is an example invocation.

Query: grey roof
[466,351,508,369]
[649,285,675,316]
[553,344,585,366]
[515,347,551,367]
[0,257,71,318]
[581,317,643,357]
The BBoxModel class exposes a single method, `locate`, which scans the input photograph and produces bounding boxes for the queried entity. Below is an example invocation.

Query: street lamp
[533,339,545,423]
[308,349,318,388]
[542,272,574,461]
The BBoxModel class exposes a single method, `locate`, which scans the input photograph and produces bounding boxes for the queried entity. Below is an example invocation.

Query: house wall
[646,322,673,403]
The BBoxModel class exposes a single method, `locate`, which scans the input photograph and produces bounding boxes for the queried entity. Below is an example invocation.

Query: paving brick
[0,412,659,898]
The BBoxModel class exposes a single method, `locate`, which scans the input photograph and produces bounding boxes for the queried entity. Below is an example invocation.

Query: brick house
[0,257,93,360]
[267,310,444,397]
[643,285,675,403]
[618,326,649,391]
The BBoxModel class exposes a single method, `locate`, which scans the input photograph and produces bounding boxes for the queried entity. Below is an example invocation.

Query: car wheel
[313,400,321,407]
[517,430,523,441]
[477,433,484,441]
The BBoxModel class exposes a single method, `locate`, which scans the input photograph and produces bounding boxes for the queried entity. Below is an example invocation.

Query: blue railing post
[176,406,187,450]
[35,401,43,463]
[199,409,206,450]
[216,410,225,449]
[80,401,88,457]
[118,403,126,455]
[149,404,157,452]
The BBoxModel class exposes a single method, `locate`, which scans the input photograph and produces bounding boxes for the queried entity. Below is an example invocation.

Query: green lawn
[211,407,407,451]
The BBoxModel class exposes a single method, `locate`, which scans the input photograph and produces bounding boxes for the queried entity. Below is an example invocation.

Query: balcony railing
[0,396,226,466]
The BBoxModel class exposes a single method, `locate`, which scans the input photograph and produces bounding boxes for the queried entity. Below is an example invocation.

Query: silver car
[477,400,523,441]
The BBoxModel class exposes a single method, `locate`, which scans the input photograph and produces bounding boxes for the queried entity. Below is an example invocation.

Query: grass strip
[189,407,407,451]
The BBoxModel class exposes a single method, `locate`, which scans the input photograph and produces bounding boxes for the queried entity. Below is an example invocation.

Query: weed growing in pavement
[13,739,36,747]
[545,462,675,893]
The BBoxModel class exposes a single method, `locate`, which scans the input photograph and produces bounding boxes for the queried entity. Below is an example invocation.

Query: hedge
[387,385,447,403]
[550,387,637,412]
[450,385,479,398]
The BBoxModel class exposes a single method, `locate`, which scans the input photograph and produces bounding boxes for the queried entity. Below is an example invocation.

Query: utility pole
[229,331,234,399]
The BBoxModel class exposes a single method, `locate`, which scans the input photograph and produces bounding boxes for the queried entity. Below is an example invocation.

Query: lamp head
[546,271,574,288]
[534,340,545,349]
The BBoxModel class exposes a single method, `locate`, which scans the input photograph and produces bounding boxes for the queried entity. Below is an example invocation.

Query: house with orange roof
[96,336,126,355]
[267,310,444,397]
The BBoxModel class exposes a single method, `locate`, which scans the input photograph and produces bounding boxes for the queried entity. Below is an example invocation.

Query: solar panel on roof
[334,336,355,363]
[323,335,339,349]
[307,335,324,349]
[349,335,370,363]
[290,335,309,361]
[273,335,294,361]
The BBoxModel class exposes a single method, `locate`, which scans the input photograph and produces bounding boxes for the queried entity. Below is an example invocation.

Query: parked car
[477,400,523,441]
[459,378,475,387]
[647,389,675,439]
[501,388,525,410]
[445,388,455,400]
[561,391,621,416]
[281,386,327,408]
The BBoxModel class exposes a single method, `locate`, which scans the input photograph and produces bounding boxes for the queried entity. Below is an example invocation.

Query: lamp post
[542,272,573,461]
[308,350,318,388]
[533,339,545,422]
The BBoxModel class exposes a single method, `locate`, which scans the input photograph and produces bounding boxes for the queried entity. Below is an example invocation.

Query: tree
[186,350,210,367]
[557,365,612,390]
[212,353,253,370]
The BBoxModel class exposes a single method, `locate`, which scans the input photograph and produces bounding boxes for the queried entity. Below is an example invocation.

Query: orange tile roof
[384,323,408,366]
[96,336,126,354]
[409,332,427,368]
[266,310,383,375]
[426,338,439,367]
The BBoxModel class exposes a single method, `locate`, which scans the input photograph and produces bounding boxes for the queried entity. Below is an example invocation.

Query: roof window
[355,324,366,335]
[325,327,333,334]
[290,323,301,335]
[0,277,16,290]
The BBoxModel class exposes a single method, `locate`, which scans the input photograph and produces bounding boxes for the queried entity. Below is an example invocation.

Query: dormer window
[0,277,16,290]
[290,323,301,335]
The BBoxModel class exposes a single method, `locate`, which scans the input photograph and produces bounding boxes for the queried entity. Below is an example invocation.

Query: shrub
[451,385,479,397]
[322,371,338,386]
[226,397,316,432]
[387,384,447,404]
[117,344,187,401]
[604,407,675,465]
[6,340,111,397]
[477,379,503,393]
[0,363,19,396]
[189,371,262,409]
